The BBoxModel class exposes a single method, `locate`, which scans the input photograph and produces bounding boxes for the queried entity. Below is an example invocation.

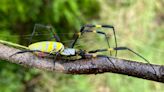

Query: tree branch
[0,43,164,83]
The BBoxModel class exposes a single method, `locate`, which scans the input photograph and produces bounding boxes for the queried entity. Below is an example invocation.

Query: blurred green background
[0,0,164,92]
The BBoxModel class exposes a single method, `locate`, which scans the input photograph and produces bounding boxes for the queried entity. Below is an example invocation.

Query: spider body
[28,41,64,53]
[28,41,76,56]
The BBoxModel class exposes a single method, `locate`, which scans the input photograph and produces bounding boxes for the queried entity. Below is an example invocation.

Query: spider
[11,24,117,60]
[11,24,156,75]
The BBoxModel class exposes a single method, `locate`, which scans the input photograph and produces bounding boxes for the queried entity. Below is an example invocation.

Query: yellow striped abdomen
[28,41,64,53]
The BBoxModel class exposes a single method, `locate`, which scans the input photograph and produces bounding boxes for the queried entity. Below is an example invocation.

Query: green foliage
[0,30,18,42]
[0,0,100,42]
[0,61,23,92]
[0,0,42,25]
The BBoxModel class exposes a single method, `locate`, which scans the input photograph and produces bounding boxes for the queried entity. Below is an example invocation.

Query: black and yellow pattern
[28,41,64,53]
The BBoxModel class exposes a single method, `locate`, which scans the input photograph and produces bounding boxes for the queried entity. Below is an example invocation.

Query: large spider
[11,24,156,74]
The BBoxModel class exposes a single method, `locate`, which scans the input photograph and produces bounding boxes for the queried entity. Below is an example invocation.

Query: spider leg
[53,52,61,65]
[82,30,113,55]
[96,55,116,69]
[10,50,47,57]
[70,24,117,57]
[77,50,116,69]
[88,47,157,76]
[29,24,60,45]
[11,49,60,65]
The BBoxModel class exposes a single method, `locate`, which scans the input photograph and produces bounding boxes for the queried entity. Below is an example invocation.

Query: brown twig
[0,43,164,83]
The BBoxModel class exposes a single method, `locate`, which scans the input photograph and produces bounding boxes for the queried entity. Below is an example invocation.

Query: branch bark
[0,43,164,83]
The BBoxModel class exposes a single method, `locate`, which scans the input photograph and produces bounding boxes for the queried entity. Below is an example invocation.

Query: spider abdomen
[28,41,64,53]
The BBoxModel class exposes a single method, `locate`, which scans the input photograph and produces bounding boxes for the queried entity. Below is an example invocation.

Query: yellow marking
[60,46,64,52]
[108,48,114,51]
[95,25,102,28]
[38,43,41,49]
[41,43,47,51]
[56,42,62,51]
[93,30,96,33]
[48,42,54,52]
[92,54,97,58]
[85,52,89,54]
[77,32,81,36]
